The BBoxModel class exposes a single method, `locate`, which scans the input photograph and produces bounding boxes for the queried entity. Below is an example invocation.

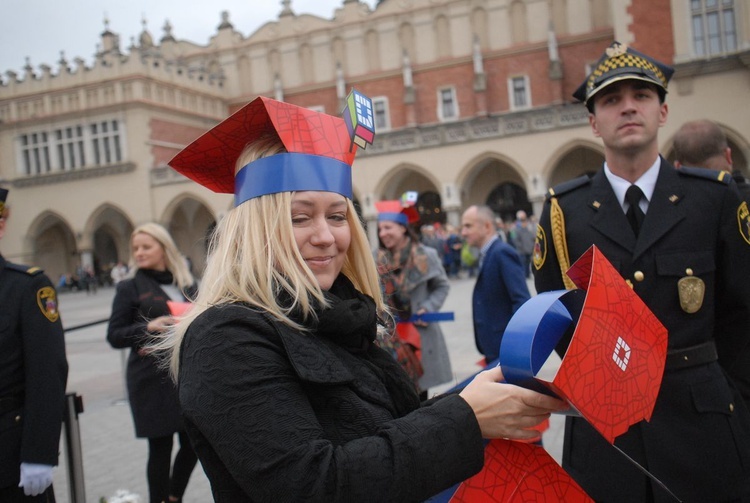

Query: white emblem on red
[613,336,631,371]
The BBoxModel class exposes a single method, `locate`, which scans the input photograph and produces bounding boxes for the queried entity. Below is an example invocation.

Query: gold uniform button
[15,415,21,423]
[634,271,645,282]
[730,403,735,413]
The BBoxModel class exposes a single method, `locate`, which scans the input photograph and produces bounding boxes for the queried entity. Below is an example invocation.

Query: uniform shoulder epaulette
[5,262,44,275]
[676,166,730,185]
[546,174,591,200]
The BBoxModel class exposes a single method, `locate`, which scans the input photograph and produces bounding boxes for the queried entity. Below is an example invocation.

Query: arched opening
[486,183,532,222]
[164,196,216,277]
[548,147,603,187]
[84,204,134,283]
[27,212,77,284]
[416,191,445,225]
[460,156,529,221]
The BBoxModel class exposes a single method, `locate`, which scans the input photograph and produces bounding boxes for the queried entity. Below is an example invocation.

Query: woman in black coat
[164,96,565,502]
[107,222,198,503]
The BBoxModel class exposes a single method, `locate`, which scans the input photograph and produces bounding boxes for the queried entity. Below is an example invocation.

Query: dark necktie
[625,184,645,236]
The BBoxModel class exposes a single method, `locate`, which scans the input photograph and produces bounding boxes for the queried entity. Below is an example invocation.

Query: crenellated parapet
[0,14,238,125]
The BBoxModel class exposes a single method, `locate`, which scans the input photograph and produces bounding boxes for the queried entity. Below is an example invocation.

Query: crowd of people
[4,41,750,503]
[417,211,538,281]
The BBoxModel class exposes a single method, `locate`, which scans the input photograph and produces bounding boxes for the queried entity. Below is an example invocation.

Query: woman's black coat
[107,269,196,438]
[178,280,485,502]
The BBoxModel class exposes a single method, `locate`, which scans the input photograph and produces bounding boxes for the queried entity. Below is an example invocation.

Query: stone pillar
[360,192,379,250]
[441,182,462,228]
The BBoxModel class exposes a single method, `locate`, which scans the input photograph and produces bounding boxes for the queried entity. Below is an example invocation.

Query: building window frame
[437,87,459,122]
[508,75,532,110]
[90,119,123,165]
[54,125,87,171]
[19,132,52,175]
[372,96,391,132]
[690,0,737,56]
[16,117,124,177]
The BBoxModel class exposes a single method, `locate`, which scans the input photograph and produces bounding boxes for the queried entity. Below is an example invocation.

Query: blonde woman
[165,96,564,502]
[107,223,197,503]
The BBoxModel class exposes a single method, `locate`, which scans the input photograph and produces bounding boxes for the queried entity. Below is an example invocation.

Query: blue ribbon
[499,289,585,397]
[234,153,352,206]
[377,212,408,225]
[401,312,455,323]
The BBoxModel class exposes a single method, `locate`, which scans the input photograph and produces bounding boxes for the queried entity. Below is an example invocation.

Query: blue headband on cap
[234,153,352,207]
[378,212,409,226]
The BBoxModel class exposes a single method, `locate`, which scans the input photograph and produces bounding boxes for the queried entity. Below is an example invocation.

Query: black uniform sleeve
[106,279,149,349]
[714,188,750,404]
[20,273,68,466]
[533,197,566,295]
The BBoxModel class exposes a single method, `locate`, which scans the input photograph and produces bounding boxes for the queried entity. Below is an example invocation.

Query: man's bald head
[673,119,732,172]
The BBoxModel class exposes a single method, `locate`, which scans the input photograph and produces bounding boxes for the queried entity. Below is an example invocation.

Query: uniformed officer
[0,188,68,502]
[533,42,750,502]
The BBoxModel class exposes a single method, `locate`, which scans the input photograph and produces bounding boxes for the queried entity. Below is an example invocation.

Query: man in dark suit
[461,204,530,363]
[0,188,68,502]
[533,41,750,502]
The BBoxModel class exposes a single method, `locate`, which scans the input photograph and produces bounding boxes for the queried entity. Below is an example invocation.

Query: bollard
[63,392,86,503]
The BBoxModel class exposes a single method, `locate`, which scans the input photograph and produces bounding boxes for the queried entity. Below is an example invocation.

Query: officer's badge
[533,224,547,270]
[677,269,704,314]
[605,42,628,58]
[738,201,750,245]
[36,286,60,322]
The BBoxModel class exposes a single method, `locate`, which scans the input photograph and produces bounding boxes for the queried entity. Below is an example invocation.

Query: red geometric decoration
[169,96,357,194]
[557,245,668,442]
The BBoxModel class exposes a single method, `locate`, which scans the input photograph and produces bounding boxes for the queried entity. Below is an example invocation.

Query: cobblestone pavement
[51,276,563,502]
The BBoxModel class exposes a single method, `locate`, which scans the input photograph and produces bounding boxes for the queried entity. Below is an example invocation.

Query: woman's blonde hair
[167,136,385,378]
[130,222,194,291]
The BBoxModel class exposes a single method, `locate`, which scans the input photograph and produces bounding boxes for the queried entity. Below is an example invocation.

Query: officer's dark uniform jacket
[534,158,750,502]
[0,254,68,490]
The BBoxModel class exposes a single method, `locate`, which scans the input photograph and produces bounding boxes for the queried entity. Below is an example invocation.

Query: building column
[442,182,462,228]
[360,192,379,249]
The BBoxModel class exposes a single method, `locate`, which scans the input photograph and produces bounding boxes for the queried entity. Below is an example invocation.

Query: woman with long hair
[375,201,453,399]
[107,223,198,503]
[163,95,564,502]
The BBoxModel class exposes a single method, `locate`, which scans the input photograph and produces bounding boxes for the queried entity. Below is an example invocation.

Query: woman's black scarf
[313,275,420,415]
[139,268,174,285]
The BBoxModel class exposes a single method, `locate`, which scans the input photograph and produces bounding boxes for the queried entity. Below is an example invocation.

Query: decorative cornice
[358,104,589,157]
[11,162,136,188]
[673,50,750,78]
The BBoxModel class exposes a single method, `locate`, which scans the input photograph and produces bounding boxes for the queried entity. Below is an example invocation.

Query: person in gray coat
[374,199,453,399]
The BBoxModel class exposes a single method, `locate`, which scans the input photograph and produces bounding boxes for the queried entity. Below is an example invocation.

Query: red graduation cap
[375,194,420,226]
[168,95,363,206]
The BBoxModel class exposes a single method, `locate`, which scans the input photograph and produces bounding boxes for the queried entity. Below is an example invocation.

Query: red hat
[168,95,371,205]
[375,194,420,226]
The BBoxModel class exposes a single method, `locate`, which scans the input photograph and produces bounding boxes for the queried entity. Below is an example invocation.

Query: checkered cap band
[587,53,667,95]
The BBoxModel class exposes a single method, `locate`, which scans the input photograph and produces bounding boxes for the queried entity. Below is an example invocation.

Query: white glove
[18,462,55,496]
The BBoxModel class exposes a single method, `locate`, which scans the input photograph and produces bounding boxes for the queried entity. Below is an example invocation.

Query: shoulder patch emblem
[36,286,60,322]
[738,201,750,245]
[533,224,547,270]
[677,166,731,185]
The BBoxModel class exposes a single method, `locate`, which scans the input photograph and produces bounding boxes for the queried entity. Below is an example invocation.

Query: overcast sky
[0,0,378,74]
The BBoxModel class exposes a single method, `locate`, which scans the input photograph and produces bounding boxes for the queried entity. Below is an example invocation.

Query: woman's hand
[459,366,567,440]
[146,315,175,334]
[414,308,428,327]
